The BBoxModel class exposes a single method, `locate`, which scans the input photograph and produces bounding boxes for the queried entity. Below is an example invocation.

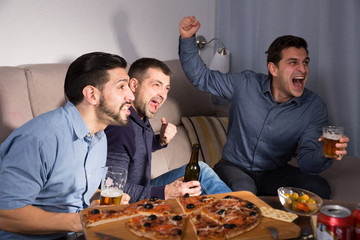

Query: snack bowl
[277,187,323,216]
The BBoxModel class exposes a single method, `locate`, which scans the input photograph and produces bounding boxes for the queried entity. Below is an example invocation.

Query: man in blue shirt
[105,58,231,203]
[0,52,134,239]
[178,16,350,199]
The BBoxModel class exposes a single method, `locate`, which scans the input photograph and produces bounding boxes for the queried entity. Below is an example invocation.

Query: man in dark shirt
[105,58,231,203]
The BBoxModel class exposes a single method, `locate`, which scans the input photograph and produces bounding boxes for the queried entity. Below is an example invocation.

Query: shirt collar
[129,106,151,128]
[64,101,105,142]
[262,77,304,106]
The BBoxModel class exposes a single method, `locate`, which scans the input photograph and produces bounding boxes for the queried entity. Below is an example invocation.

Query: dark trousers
[213,159,331,199]
[55,233,84,240]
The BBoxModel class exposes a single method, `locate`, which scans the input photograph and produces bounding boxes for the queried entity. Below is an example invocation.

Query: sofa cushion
[181,116,228,167]
[0,67,34,142]
[24,64,69,117]
[151,126,192,179]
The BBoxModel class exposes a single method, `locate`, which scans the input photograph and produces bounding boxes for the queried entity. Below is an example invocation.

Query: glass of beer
[322,126,344,158]
[100,166,127,205]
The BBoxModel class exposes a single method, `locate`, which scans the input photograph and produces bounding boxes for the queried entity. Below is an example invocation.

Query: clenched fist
[179,16,201,39]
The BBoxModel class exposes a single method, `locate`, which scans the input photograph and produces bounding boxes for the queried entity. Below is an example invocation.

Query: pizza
[126,213,186,240]
[82,194,264,239]
[82,196,171,227]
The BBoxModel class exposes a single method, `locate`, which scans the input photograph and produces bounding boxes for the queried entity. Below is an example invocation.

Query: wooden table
[259,196,357,239]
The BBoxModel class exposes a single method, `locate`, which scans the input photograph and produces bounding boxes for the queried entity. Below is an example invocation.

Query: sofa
[1,60,359,203]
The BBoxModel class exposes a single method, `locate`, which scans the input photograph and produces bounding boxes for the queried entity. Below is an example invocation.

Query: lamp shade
[209,48,230,73]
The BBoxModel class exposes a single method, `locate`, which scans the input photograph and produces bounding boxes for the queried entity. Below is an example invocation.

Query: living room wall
[0,0,217,66]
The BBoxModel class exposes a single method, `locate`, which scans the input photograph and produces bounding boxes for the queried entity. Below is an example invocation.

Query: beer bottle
[184,144,200,182]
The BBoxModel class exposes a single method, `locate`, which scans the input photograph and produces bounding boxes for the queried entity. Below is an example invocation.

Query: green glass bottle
[184,144,200,182]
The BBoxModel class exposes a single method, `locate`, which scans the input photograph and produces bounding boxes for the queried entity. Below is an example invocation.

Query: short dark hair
[266,35,308,79]
[64,52,127,105]
[128,58,172,82]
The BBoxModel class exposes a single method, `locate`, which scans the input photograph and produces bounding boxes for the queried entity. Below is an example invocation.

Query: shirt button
[86,133,91,137]
[87,174,91,178]
[266,122,270,125]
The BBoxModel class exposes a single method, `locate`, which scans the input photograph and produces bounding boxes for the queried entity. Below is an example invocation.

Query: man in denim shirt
[178,16,350,199]
[0,52,134,239]
[105,58,231,203]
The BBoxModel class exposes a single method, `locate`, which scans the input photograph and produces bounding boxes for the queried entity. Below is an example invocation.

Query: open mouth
[120,103,131,115]
[292,76,305,90]
[149,99,162,113]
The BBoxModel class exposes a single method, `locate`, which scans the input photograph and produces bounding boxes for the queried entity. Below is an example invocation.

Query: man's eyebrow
[152,79,170,86]
[116,78,129,83]
[287,57,310,61]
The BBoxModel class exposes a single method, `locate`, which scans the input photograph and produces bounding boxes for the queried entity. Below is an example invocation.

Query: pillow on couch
[181,116,228,167]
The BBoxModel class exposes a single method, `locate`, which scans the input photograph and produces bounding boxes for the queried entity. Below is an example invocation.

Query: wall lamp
[196,35,230,106]
[196,35,230,73]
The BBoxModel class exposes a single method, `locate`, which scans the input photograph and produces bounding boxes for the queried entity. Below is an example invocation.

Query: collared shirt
[105,107,166,203]
[179,36,332,174]
[0,102,107,239]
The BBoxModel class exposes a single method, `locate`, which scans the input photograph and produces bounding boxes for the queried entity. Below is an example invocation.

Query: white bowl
[277,187,323,216]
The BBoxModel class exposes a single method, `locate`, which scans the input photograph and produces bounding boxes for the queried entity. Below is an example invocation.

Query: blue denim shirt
[0,102,107,239]
[179,36,332,174]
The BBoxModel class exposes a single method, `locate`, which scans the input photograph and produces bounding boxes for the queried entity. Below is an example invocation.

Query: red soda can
[316,205,353,240]
[353,203,360,240]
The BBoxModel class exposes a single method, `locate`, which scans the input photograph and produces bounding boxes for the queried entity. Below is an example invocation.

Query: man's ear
[82,85,100,106]
[129,78,138,93]
[268,62,278,77]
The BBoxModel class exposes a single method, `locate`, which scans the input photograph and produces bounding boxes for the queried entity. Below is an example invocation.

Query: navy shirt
[179,36,332,174]
[105,107,166,202]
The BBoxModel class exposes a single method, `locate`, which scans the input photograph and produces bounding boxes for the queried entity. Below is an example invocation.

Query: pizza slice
[188,212,226,240]
[126,213,186,240]
[201,196,262,239]
[82,208,132,228]
[175,194,216,214]
[82,196,171,228]
[126,196,171,215]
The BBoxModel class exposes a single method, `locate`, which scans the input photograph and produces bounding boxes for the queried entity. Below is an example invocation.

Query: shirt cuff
[179,35,198,51]
[150,185,166,200]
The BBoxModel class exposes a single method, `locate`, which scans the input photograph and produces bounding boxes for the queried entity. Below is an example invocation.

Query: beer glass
[322,126,344,158]
[100,166,127,205]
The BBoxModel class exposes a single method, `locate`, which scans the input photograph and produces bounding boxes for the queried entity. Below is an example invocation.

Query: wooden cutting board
[81,191,300,240]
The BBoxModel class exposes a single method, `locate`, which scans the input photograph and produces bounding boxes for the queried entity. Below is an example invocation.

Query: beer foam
[323,132,342,140]
[101,188,123,197]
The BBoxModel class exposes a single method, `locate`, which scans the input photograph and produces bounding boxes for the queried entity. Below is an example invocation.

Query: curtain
[216,0,360,156]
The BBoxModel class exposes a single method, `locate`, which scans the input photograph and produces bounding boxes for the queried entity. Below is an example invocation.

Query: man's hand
[121,193,130,205]
[319,134,350,160]
[160,117,177,146]
[164,177,201,199]
[179,16,201,39]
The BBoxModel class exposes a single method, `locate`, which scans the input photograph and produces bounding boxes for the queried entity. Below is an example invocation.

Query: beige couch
[1,60,359,203]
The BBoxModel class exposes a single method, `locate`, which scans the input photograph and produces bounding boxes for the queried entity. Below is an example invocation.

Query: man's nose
[297,63,307,73]
[158,88,168,100]
[126,87,135,101]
